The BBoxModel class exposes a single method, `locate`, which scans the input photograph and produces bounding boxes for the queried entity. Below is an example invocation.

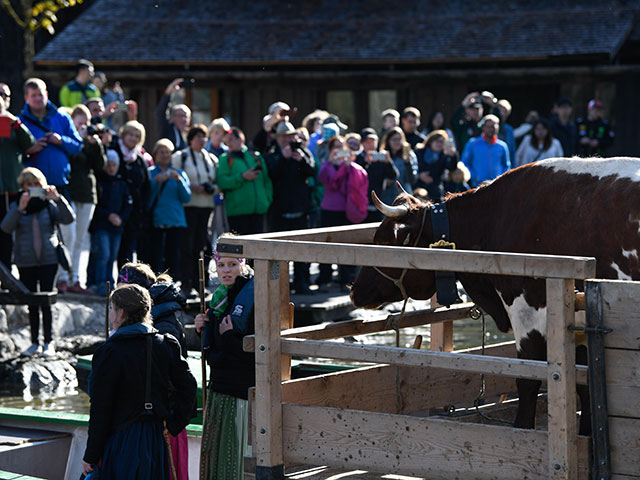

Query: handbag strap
[143,334,154,413]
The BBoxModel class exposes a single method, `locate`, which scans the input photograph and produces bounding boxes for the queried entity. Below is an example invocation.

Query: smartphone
[179,78,196,89]
[335,150,351,160]
[0,117,11,138]
[115,102,128,112]
[372,152,386,161]
[28,187,46,198]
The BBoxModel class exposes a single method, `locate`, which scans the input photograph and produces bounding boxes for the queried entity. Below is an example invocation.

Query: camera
[371,152,386,162]
[28,187,46,198]
[180,78,196,89]
[201,182,215,194]
[87,125,98,135]
[289,141,302,151]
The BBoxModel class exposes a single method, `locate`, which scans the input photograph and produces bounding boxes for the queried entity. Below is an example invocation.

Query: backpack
[345,162,369,224]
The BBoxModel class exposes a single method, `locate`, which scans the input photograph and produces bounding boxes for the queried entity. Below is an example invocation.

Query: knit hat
[106,149,119,166]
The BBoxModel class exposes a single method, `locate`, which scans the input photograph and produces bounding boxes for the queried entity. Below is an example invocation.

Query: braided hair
[110,284,153,327]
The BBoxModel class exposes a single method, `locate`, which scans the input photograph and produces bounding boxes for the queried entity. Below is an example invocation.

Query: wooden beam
[253,260,284,471]
[244,303,476,352]
[281,338,546,381]
[597,280,640,350]
[604,349,640,418]
[281,404,590,479]
[546,278,577,480]
[219,238,596,279]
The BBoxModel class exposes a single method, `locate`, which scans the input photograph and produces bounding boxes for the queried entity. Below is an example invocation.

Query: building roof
[34,0,640,66]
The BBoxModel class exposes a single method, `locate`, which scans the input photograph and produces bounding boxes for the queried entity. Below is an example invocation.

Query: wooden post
[281,302,294,381]
[430,295,453,352]
[254,260,285,479]
[546,278,577,479]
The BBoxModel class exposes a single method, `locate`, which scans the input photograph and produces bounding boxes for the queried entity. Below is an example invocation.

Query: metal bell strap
[429,202,460,307]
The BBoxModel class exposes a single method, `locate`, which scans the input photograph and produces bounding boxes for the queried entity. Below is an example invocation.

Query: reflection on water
[0,387,90,413]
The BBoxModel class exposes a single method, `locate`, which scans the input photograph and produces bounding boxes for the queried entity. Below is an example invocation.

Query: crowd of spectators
[0,60,617,303]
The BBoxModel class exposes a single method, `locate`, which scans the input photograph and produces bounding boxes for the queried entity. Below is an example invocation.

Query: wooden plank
[282,357,516,415]
[605,349,640,418]
[597,280,640,350]
[244,303,476,352]
[281,338,549,381]
[610,416,640,477]
[253,260,284,470]
[546,278,577,480]
[282,404,590,479]
[219,238,596,279]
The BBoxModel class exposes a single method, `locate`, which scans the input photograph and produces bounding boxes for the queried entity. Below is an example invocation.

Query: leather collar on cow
[429,202,461,307]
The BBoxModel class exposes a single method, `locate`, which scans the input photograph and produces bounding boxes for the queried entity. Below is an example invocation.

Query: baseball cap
[268,101,291,115]
[360,128,378,141]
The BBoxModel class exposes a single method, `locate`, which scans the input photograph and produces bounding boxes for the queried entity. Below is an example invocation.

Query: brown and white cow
[350,157,640,435]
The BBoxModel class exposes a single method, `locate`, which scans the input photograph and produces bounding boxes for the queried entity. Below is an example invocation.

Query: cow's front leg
[514,377,542,429]
[514,332,546,429]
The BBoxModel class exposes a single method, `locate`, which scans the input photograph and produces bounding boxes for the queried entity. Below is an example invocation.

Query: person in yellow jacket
[59,59,101,108]
[217,127,272,235]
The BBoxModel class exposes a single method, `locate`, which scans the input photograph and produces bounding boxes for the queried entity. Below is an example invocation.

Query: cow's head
[350,190,437,308]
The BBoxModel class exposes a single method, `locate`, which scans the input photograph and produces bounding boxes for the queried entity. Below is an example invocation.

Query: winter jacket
[148,166,191,228]
[218,146,273,217]
[203,274,255,400]
[0,119,35,194]
[498,123,516,164]
[89,172,132,233]
[515,136,564,167]
[0,196,75,267]
[576,117,615,157]
[171,148,216,209]
[68,138,106,204]
[461,135,511,187]
[58,79,101,108]
[380,152,418,205]
[264,144,316,215]
[114,146,150,224]
[84,322,197,464]
[414,148,458,202]
[150,281,188,358]
[550,116,578,157]
[20,100,83,187]
[318,161,348,211]
[355,151,398,210]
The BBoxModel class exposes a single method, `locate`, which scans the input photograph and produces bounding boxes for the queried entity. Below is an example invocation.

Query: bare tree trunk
[21,0,33,78]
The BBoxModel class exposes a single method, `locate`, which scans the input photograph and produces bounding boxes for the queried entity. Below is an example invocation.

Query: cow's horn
[372,190,409,218]
[396,180,408,195]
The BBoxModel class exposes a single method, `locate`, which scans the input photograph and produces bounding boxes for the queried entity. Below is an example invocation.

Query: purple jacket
[319,161,351,211]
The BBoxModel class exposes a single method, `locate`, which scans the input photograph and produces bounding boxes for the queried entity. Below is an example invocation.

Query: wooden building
[29,0,640,155]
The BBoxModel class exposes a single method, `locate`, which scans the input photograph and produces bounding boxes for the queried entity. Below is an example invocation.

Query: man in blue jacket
[20,78,83,196]
[461,114,511,187]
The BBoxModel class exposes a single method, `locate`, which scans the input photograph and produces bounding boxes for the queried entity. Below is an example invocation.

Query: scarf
[24,197,49,215]
[118,138,142,164]
[209,283,230,317]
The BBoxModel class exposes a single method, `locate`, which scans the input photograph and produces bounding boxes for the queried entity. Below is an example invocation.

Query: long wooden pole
[198,257,207,416]
[105,281,110,340]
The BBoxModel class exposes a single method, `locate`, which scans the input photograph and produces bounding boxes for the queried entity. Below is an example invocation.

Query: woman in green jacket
[217,127,272,235]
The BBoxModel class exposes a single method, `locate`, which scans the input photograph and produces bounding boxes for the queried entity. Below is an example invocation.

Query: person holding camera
[355,128,398,223]
[58,104,106,294]
[149,139,191,279]
[264,121,316,293]
[1,167,75,357]
[172,124,218,298]
[218,127,273,236]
